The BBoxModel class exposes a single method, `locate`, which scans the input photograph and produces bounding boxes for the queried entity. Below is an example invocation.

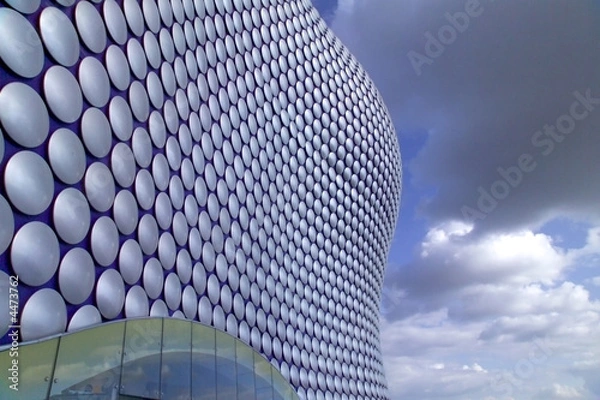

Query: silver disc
[96,269,125,319]
[4,151,54,216]
[43,66,83,123]
[0,82,49,148]
[48,128,87,185]
[21,289,67,341]
[125,285,149,317]
[103,0,128,45]
[0,195,14,256]
[40,7,80,67]
[4,0,41,14]
[75,0,107,54]
[85,162,116,212]
[79,57,111,107]
[119,239,143,285]
[113,189,139,235]
[68,305,102,332]
[111,143,136,188]
[0,8,44,78]
[11,222,60,286]
[59,248,95,305]
[106,45,131,91]
[53,188,91,245]
[91,216,120,267]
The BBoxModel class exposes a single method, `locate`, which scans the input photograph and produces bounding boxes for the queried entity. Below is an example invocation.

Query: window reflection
[236,341,256,400]
[120,319,162,399]
[215,331,237,400]
[50,324,124,399]
[0,337,58,399]
[161,320,191,400]
[192,323,216,400]
[272,368,295,400]
[0,318,299,400]
[254,353,274,400]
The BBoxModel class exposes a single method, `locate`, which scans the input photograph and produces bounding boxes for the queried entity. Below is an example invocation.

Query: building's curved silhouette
[0,0,401,399]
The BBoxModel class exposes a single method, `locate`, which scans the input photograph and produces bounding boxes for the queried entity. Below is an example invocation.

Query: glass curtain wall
[0,318,299,400]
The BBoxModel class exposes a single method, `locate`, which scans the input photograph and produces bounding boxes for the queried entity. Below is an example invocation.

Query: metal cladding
[0,1,402,399]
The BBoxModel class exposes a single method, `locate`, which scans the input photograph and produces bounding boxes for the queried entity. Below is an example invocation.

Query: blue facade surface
[0,0,401,399]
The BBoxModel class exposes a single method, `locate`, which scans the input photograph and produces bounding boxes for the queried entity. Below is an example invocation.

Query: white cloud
[380,296,600,399]
[589,276,600,287]
[383,354,492,400]
[377,221,600,398]
[383,222,577,319]
[463,363,486,372]
[534,383,586,399]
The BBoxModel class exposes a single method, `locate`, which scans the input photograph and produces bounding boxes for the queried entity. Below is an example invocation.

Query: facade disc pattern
[0,1,402,399]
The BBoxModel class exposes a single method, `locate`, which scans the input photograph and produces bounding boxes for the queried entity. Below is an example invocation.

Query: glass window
[0,337,58,399]
[191,324,216,400]
[215,330,235,362]
[0,318,301,400]
[161,319,192,400]
[215,330,237,399]
[120,319,163,400]
[254,352,273,400]
[235,339,256,400]
[50,323,125,399]
[272,371,294,400]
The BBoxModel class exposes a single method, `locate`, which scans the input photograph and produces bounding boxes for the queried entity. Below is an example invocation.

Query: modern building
[0,0,401,399]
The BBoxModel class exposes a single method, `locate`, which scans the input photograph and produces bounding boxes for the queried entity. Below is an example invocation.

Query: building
[0,0,402,399]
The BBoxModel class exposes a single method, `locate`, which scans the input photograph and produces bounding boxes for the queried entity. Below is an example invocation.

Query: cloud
[533,384,586,399]
[589,276,600,287]
[383,356,492,400]
[330,0,600,233]
[380,308,482,356]
[377,222,600,398]
[382,221,580,319]
[387,221,600,321]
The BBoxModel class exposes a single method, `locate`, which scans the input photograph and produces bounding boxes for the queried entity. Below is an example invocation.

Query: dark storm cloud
[332,0,600,234]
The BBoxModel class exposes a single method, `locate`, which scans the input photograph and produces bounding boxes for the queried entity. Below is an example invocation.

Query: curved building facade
[0,0,401,399]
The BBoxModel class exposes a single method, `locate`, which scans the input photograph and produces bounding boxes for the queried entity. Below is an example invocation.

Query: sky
[312,0,600,399]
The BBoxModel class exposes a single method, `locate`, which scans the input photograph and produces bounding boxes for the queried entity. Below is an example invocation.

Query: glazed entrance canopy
[0,318,299,399]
